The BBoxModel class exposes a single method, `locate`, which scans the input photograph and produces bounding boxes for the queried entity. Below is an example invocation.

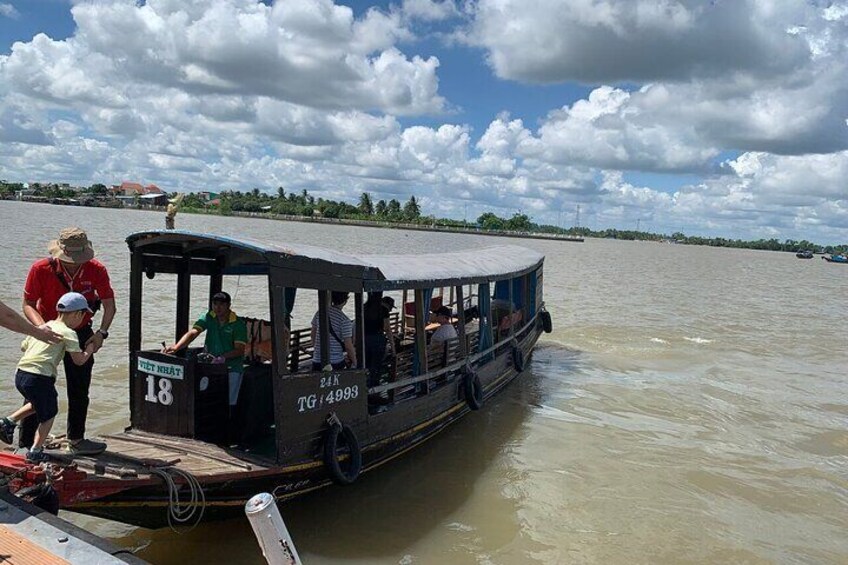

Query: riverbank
[178,207,585,243]
[6,196,585,243]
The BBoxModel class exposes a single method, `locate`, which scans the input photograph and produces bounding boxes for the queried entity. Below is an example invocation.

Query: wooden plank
[0,526,71,564]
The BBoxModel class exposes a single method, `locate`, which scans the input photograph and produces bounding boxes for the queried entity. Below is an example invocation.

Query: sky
[1,1,847,243]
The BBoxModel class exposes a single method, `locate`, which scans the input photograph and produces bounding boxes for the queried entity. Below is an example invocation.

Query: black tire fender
[512,342,525,372]
[540,310,553,333]
[463,368,484,411]
[323,422,362,485]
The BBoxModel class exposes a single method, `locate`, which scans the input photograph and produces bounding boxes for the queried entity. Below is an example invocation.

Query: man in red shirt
[20,227,116,456]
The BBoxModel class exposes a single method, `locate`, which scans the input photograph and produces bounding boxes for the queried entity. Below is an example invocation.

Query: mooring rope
[149,466,207,532]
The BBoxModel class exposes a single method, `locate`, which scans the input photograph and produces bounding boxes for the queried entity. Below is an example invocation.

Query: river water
[0,200,845,564]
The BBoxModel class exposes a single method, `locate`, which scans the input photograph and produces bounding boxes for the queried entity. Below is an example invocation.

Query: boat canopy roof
[126,230,544,291]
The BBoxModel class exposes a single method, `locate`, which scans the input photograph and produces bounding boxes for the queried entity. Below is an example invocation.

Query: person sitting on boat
[430,305,457,344]
[311,291,357,371]
[0,293,96,462]
[162,291,247,407]
[363,293,396,387]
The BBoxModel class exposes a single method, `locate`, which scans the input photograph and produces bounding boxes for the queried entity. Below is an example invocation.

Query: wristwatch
[96,329,109,340]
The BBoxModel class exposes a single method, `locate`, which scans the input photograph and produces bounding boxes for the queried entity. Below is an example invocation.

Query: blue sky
[1,0,846,243]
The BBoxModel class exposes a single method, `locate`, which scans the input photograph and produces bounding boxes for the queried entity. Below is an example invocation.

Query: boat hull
[62,325,542,529]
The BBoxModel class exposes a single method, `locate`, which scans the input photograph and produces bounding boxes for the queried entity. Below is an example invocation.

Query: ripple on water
[2,206,846,564]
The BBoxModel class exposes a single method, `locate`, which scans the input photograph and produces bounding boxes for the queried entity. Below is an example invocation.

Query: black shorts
[15,369,58,423]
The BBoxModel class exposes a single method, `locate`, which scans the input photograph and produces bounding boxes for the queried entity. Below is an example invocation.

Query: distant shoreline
[182,208,585,243]
[2,197,585,243]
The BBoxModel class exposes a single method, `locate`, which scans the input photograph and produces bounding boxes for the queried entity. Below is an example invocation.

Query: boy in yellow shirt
[0,292,96,462]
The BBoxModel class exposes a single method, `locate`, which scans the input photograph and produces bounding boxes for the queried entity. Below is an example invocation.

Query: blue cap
[56,292,93,313]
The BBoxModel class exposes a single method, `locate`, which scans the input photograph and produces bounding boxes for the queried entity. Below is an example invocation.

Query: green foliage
[375,199,387,217]
[0,180,23,197]
[358,192,374,216]
[183,193,206,209]
[386,199,402,220]
[477,212,505,230]
[505,213,532,231]
[403,195,420,221]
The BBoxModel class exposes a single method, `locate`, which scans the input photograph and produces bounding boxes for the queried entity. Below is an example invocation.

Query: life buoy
[512,342,525,372]
[323,422,362,485]
[540,310,553,333]
[463,369,484,411]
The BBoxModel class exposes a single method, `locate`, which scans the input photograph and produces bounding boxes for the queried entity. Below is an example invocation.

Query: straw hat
[48,227,95,264]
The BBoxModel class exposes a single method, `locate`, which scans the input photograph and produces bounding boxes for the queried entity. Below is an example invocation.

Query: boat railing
[246,313,404,372]
[369,310,540,396]
[245,309,536,389]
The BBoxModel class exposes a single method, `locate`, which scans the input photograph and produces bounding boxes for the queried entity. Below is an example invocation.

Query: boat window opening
[129,266,278,454]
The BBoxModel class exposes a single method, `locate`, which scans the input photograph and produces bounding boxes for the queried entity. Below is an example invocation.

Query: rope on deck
[149,466,207,532]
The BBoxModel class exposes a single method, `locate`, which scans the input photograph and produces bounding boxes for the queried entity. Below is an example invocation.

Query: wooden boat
[1,231,551,529]
[795,250,813,259]
[823,254,848,263]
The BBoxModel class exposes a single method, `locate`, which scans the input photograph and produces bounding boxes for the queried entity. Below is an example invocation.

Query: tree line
[2,180,845,253]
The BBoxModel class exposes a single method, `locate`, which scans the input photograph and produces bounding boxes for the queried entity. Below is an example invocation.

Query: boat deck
[63,430,273,483]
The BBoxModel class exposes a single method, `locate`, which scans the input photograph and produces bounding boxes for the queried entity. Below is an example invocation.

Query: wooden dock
[0,490,146,564]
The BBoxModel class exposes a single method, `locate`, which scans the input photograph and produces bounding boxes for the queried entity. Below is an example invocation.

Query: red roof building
[111,181,164,196]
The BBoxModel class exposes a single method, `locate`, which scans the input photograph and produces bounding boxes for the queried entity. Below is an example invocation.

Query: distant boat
[823,254,848,263]
[796,250,813,259]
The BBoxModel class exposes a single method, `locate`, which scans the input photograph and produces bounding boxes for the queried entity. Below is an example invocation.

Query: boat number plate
[296,373,360,413]
[137,358,182,407]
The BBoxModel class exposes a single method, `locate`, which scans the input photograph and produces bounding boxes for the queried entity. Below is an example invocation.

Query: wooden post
[290,331,300,373]
[354,292,364,370]
[175,259,191,343]
[269,283,288,378]
[487,284,494,346]
[318,290,330,368]
[129,252,143,354]
[414,289,428,388]
[209,272,223,308]
[401,289,408,335]
[455,285,467,358]
[129,251,143,412]
[508,279,515,340]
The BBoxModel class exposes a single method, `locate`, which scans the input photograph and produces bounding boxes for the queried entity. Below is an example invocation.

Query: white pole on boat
[245,493,302,565]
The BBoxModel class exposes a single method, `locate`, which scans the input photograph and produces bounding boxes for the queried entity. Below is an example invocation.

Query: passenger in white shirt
[430,306,457,344]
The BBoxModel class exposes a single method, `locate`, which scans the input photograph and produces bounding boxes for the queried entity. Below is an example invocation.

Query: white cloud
[1,0,444,115]
[468,0,814,84]
[402,0,459,23]
[0,3,19,19]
